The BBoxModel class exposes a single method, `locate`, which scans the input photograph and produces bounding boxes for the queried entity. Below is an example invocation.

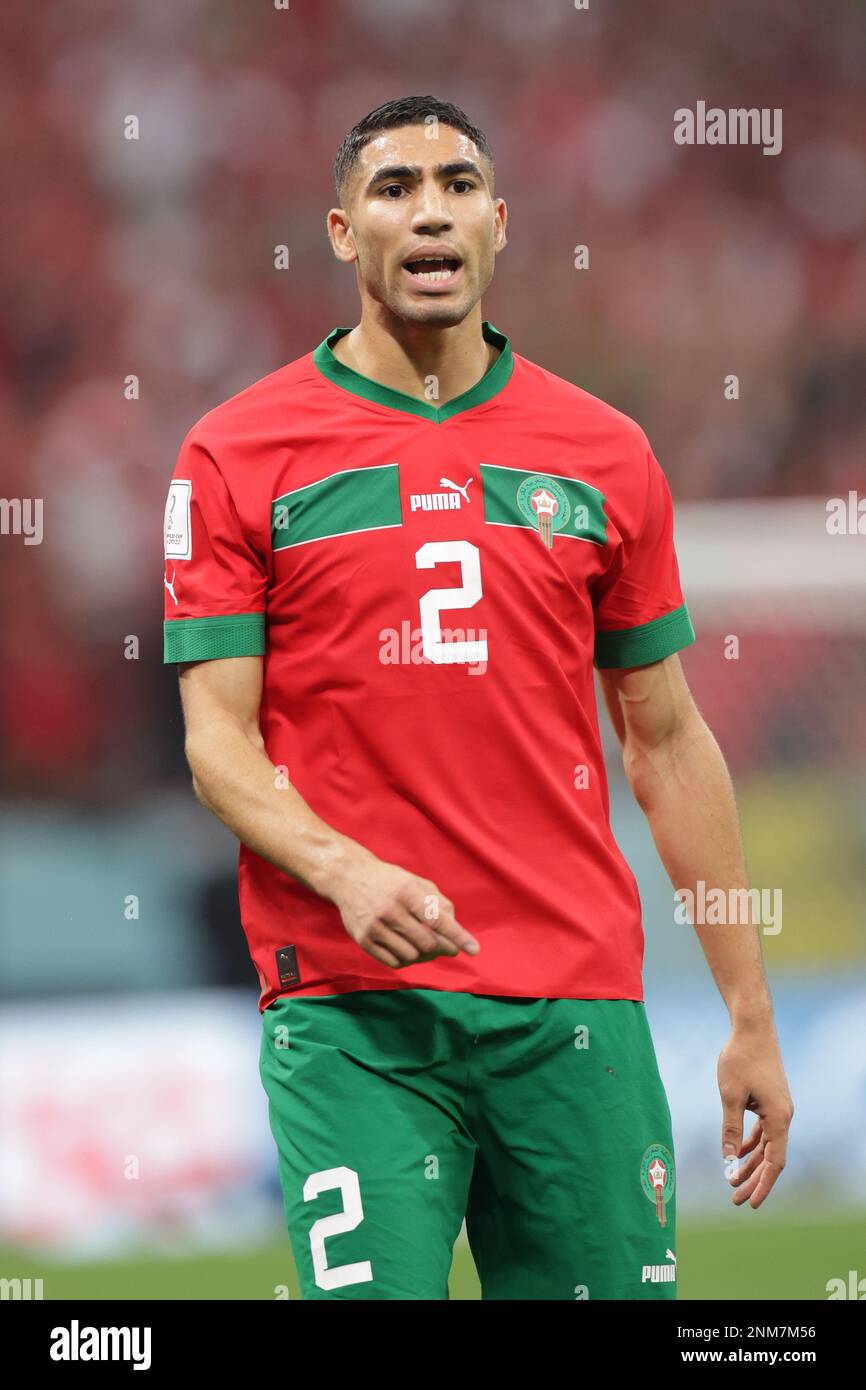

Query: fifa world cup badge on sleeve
[640,1143,675,1228]
[164,479,192,560]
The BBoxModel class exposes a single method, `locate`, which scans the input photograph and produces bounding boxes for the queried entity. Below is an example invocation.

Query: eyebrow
[363,159,487,193]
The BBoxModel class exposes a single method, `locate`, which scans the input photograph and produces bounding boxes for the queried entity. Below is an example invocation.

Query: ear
[327,207,358,264]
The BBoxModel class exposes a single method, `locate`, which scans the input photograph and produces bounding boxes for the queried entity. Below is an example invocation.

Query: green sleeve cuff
[594,603,695,669]
[164,612,266,663]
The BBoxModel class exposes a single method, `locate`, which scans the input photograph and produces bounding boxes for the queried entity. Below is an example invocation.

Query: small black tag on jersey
[276,945,301,987]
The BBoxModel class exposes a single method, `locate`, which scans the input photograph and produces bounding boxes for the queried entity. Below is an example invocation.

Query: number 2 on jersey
[415,540,488,665]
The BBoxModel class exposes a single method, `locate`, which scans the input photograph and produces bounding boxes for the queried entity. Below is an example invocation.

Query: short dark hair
[334,95,494,204]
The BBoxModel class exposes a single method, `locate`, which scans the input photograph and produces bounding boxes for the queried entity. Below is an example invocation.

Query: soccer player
[163,96,793,1300]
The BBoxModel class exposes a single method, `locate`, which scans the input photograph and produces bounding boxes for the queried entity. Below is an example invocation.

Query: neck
[330,304,498,406]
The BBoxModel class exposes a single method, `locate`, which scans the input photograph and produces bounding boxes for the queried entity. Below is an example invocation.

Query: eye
[381,184,407,198]
[450,179,474,193]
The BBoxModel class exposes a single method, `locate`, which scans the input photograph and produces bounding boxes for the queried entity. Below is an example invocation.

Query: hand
[328,848,480,970]
[717,1024,794,1209]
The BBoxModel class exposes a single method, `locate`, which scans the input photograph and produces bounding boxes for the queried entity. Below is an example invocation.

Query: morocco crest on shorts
[640,1143,676,1227]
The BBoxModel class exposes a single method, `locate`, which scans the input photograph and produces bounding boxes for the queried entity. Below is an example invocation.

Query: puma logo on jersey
[441,476,473,501]
[164,567,179,605]
[641,1250,676,1283]
[410,477,473,511]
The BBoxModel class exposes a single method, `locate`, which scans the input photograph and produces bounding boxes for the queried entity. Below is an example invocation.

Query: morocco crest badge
[516,473,571,548]
[640,1143,676,1228]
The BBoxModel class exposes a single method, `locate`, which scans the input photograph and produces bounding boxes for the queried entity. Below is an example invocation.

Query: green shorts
[259,988,677,1300]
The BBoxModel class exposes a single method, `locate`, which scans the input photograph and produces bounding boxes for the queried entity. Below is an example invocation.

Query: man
[163,95,793,1300]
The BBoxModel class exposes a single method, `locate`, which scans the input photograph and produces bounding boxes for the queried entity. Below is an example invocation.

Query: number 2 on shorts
[303,1165,373,1291]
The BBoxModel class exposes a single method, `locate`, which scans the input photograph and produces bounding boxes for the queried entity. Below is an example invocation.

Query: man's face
[333,123,507,327]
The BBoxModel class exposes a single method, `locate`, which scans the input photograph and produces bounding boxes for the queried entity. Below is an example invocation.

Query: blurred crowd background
[1,0,865,798]
[0,0,864,1294]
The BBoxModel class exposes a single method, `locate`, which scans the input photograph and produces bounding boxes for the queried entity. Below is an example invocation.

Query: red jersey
[163,321,695,1009]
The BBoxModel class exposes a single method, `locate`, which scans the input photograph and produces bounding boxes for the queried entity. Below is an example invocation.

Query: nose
[411,179,453,235]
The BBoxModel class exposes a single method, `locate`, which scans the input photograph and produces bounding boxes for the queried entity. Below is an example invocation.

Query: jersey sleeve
[592,444,695,668]
[162,429,268,663]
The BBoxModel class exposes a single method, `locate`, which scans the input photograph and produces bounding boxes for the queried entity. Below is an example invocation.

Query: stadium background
[1,0,864,1300]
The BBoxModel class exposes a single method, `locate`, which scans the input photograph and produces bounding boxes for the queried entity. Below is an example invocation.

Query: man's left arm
[599,653,795,1210]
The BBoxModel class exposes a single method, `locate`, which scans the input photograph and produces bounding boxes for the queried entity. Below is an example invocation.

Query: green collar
[312,320,513,423]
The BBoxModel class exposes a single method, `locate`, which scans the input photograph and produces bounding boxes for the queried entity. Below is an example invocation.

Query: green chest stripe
[480,463,608,546]
[272,463,402,549]
[271,461,606,549]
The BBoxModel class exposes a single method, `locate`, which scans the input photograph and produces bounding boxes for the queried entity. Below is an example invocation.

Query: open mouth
[402,255,462,286]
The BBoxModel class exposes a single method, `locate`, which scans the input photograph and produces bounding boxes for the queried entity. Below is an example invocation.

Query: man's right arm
[178,655,479,970]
